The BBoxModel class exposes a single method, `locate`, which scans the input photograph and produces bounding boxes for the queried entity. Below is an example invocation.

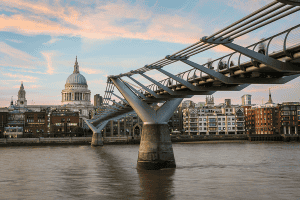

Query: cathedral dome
[65,56,87,85]
[62,56,91,105]
[66,73,87,85]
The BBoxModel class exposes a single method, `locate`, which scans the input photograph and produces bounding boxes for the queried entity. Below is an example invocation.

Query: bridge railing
[137,24,300,96]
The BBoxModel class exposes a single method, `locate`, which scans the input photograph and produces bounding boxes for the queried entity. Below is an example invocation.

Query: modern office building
[94,94,103,107]
[241,94,252,106]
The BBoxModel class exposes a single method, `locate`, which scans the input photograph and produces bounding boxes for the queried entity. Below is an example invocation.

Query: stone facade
[183,97,245,135]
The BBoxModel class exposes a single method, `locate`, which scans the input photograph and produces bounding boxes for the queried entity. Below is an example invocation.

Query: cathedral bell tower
[17,81,27,107]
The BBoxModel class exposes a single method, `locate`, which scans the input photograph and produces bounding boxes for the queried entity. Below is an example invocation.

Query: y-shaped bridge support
[84,109,136,146]
[111,77,183,170]
[84,118,108,146]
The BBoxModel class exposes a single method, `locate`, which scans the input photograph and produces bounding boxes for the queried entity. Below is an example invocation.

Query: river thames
[0,141,299,199]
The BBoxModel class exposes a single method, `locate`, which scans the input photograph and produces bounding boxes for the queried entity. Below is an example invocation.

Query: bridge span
[85,0,300,170]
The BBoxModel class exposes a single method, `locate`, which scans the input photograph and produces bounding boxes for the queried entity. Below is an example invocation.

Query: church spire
[266,88,273,104]
[73,56,80,74]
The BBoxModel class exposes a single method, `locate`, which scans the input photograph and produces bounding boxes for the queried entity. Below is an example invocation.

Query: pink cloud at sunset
[81,67,105,75]
[0,0,203,44]
[41,52,54,75]
[2,73,39,83]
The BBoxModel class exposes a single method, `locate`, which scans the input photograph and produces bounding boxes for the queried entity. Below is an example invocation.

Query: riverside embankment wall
[0,134,298,147]
[0,137,92,146]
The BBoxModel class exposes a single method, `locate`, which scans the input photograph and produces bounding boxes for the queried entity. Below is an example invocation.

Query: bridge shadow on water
[90,146,176,199]
[137,168,175,200]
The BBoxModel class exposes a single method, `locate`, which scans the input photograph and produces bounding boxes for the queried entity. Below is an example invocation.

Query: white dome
[66,73,87,85]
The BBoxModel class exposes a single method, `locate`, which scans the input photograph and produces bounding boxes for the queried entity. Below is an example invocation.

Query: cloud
[0,14,72,36]
[0,42,40,69]
[0,0,202,44]
[227,0,273,13]
[212,45,234,53]
[0,42,35,61]
[41,52,54,75]
[2,72,39,83]
[6,39,23,43]
[89,79,107,87]
[80,67,104,75]
[43,37,61,45]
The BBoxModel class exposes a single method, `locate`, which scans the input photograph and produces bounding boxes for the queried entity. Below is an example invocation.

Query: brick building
[24,111,48,137]
[245,104,280,134]
[50,109,80,137]
[244,90,280,134]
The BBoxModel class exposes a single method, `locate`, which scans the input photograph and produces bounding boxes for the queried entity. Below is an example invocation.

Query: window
[61,118,65,122]
[222,122,225,125]
[199,118,202,121]
[218,118,221,121]
[232,127,235,130]
[232,118,235,120]
[218,122,221,125]
[68,123,77,126]
[204,127,206,130]
[228,127,231,130]
[228,122,231,125]
[282,106,290,111]
[232,122,235,125]
[67,118,70,122]
[218,127,221,130]
[204,123,207,126]
[222,118,225,121]
[203,118,206,121]
[199,123,202,126]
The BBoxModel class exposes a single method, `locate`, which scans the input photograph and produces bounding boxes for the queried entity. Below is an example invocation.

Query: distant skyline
[0,0,300,107]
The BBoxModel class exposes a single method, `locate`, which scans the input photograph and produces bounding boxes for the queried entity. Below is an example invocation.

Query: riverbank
[0,134,299,147]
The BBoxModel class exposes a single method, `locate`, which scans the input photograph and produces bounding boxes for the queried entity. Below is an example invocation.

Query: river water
[0,141,299,200]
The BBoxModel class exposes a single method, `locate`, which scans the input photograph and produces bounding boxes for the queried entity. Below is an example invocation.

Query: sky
[0,0,299,107]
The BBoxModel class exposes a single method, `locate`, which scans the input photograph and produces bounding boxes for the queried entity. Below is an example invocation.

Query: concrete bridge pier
[111,78,183,170]
[91,131,103,146]
[137,123,176,170]
[84,118,110,147]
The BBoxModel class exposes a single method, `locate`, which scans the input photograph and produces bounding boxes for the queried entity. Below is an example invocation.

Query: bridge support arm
[180,59,233,83]
[127,76,162,98]
[201,36,300,72]
[156,68,199,91]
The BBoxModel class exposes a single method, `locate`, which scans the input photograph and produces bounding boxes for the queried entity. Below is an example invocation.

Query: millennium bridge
[84,0,300,170]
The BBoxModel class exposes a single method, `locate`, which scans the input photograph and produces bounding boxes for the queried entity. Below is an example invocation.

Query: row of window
[55,123,78,126]
[198,118,236,121]
[198,127,236,130]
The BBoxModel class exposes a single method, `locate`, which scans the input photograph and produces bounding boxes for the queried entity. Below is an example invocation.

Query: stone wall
[0,137,92,146]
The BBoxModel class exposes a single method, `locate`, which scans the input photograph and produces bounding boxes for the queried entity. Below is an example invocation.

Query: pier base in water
[91,132,103,146]
[137,124,176,170]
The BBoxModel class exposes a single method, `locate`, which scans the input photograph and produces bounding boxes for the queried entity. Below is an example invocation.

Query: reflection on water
[138,169,175,200]
[0,142,299,199]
